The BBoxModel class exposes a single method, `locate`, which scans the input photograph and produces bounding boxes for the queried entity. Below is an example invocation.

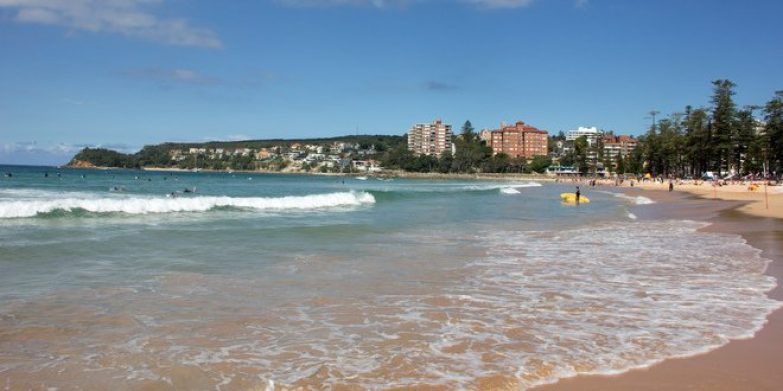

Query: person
[669,180,674,192]
[575,186,581,205]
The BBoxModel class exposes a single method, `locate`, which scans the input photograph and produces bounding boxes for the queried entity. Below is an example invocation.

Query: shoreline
[535,188,783,390]
[615,180,783,220]
[64,164,559,181]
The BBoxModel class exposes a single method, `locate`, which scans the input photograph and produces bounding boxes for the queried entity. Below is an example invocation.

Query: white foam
[500,187,521,194]
[614,193,655,205]
[627,212,637,220]
[4,219,779,390]
[465,182,542,191]
[0,191,375,218]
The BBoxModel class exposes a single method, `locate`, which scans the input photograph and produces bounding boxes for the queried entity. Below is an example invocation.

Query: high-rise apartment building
[407,119,452,156]
[602,134,638,161]
[489,121,548,158]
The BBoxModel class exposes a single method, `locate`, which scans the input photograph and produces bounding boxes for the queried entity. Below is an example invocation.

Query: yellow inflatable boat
[560,192,589,204]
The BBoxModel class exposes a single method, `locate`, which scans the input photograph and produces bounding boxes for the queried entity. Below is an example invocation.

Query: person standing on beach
[669,180,674,192]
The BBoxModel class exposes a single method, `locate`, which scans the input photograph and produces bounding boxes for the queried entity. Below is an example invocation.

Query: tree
[684,107,711,176]
[710,79,737,173]
[641,126,660,175]
[451,120,492,173]
[764,91,783,176]
[529,155,552,173]
[573,136,589,174]
[438,150,454,173]
[628,146,644,174]
[615,153,626,174]
[460,120,475,144]
[593,134,605,173]
[69,148,136,168]
[735,108,758,174]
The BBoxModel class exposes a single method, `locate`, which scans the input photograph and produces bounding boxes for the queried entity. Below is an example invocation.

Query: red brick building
[489,121,548,158]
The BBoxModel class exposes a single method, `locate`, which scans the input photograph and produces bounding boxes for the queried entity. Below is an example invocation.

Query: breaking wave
[462,182,542,191]
[614,193,656,205]
[0,191,376,218]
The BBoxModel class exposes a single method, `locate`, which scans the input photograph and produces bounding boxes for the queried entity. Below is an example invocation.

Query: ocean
[0,165,780,390]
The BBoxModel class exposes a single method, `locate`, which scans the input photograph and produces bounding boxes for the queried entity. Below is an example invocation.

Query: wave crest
[614,193,656,205]
[0,191,375,218]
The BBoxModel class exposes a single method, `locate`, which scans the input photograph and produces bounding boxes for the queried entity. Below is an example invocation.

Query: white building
[566,126,602,146]
[408,119,452,156]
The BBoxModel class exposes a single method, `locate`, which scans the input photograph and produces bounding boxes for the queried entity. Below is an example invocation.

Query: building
[408,119,452,156]
[352,160,383,173]
[602,134,638,162]
[255,148,274,160]
[566,126,602,145]
[489,120,548,159]
[478,129,493,144]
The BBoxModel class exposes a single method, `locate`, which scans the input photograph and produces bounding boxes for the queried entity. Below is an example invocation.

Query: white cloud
[277,0,537,9]
[278,0,588,10]
[123,67,220,86]
[0,0,221,48]
[0,142,80,165]
[276,0,395,8]
[464,0,534,9]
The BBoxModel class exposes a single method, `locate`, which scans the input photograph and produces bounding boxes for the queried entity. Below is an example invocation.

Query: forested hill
[67,134,406,169]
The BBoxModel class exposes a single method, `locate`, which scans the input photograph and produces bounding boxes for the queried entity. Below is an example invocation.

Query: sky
[1,0,782,165]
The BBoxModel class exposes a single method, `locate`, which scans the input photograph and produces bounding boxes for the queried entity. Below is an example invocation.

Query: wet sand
[537,189,783,391]
[619,180,783,219]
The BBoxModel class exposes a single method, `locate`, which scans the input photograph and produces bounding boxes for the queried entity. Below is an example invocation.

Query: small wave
[614,193,656,205]
[0,191,375,218]
[463,182,542,191]
[627,212,637,220]
[500,187,521,195]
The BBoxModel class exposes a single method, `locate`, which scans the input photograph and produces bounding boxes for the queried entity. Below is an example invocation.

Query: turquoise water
[0,165,615,299]
[0,165,779,389]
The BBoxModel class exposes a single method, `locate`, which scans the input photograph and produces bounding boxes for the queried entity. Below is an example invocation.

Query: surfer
[575,186,581,205]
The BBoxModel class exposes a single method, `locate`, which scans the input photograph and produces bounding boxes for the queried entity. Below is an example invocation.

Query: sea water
[0,165,779,389]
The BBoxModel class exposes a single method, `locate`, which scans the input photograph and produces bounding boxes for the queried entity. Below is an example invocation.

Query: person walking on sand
[575,186,581,205]
[669,180,674,192]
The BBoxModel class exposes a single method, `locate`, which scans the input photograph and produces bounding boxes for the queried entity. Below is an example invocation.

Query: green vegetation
[633,81,782,178]
[68,135,405,170]
[70,148,137,168]
[71,80,783,178]
[379,121,552,174]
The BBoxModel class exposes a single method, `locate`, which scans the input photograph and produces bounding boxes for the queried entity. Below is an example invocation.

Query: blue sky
[1,0,781,165]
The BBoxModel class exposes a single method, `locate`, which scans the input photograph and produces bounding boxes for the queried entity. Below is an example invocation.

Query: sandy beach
[619,179,783,219]
[537,185,783,390]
